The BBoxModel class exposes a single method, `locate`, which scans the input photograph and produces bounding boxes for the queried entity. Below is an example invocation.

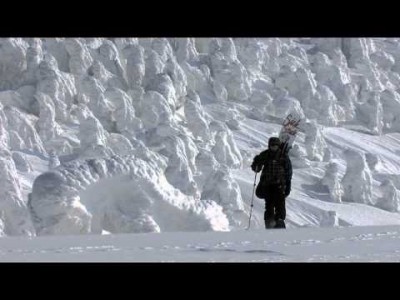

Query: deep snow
[0,38,400,253]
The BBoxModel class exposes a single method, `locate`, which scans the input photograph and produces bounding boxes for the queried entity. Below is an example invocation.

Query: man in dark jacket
[251,137,292,229]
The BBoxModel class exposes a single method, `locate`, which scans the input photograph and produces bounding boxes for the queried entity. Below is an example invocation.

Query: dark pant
[264,184,286,222]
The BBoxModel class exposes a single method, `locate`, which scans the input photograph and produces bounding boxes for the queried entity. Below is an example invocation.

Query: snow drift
[1,37,400,236]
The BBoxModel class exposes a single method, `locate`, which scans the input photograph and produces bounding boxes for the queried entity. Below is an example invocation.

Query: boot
[265,218,276,229]
[274,218,286,229]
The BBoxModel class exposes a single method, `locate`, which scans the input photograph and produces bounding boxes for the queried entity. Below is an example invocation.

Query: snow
[1,37,400,261]
[1,225,400,262]
[28,155,229,235]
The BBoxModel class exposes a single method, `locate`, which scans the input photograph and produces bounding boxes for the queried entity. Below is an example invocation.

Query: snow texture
[1,37,400,239]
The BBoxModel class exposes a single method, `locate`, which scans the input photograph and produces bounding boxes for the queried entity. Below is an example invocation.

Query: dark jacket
[251,148,293,197]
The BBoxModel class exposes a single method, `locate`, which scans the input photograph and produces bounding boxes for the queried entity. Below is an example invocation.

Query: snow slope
[0,38,400,238]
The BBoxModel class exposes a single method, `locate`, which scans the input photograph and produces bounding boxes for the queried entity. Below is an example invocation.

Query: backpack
[255,151,287,199]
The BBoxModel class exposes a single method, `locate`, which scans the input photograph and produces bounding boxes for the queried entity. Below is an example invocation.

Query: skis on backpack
[278,113,302,156]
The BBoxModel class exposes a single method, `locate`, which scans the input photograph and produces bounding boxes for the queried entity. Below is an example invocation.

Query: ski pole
[246,172,258,230]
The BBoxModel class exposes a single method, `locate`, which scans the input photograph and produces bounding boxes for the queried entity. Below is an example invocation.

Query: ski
[278,113,302,155]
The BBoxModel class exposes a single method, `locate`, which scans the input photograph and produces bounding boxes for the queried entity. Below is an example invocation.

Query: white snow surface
[1,37,400,261]
[1,225,400,262]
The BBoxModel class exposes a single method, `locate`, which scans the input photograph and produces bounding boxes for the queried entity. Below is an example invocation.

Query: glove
[251,163,262,173]
[285,181,291,197]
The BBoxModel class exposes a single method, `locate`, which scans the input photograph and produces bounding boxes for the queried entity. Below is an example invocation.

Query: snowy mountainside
[0,37,400,237]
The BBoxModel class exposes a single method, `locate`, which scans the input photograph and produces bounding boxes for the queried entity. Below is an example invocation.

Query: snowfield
[1,225,400,262]
[1,37,400,261]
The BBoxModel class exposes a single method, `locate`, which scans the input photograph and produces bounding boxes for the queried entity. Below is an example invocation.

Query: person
[251,137,292,229]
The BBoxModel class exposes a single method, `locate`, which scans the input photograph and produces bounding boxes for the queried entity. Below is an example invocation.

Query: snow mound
[28,155,229,235]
